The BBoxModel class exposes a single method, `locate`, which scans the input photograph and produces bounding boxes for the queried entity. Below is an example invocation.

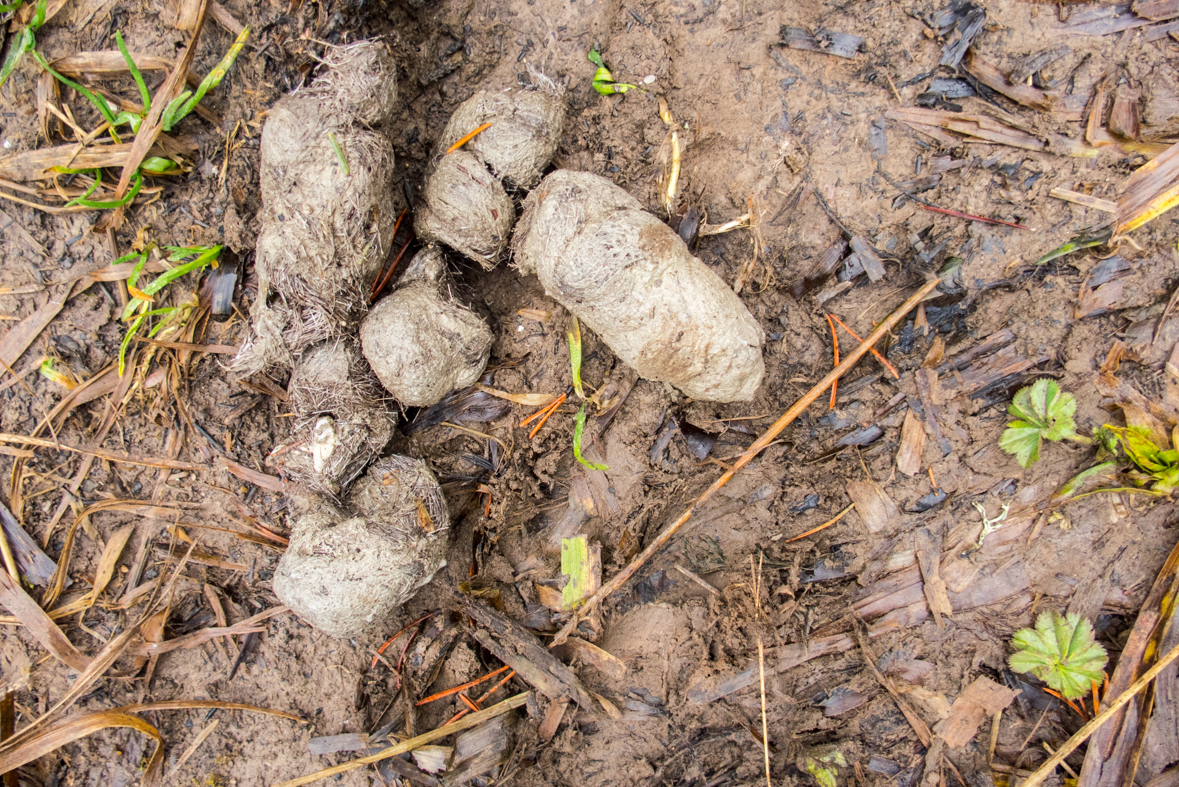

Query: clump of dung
[273,339,395,497]
[513,170,765,402]
[273,455,449,639]
[233,41,403,376]
[415,68,566,269]
[360,246,493,407]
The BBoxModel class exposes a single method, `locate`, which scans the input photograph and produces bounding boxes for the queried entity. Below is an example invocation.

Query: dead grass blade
[552,277,940,645]
[0,143,156,183]
[119,699,305,722]
[475,385,559,407]
[130,606,289,657]
[275,692,530,787]
[1115,140,1179,236]
[0,569,89,672]
[87,523,134,605]
[962,50,1058,113]
[886,107,1048,152]
[50,50,174,76]
[0,432,201,470]
[0,710,165,785]
[219,457,284,492]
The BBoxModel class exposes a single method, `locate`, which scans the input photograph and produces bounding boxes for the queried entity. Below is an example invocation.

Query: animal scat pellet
[513,170,765,402]
[360,246,494,407]
[275,338,395,497]
[231,41,402,377]
[414,67,566,269]
[272,455,449,639]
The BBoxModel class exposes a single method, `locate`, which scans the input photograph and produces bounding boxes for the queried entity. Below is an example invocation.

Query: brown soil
[1,0,1177,785]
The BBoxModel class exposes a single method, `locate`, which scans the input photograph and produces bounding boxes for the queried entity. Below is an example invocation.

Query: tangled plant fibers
[274,338,395,497]
[415,68,566,268]
[273,455,449,638]
[233,41,403,375]
[513,170,765,402]
[361,246,493,407]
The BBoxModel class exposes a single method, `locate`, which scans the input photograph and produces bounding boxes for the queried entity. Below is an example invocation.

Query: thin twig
[752,555,771,787]
[551,278,940,645]
[445,122,493,155]
[784,503,855,543]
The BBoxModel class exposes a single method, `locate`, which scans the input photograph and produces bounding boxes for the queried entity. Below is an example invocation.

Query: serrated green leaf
[1000,379,1078,467]
[1009,611,1107,699]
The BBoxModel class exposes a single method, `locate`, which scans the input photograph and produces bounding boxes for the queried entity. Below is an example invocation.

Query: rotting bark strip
[551,277,941,646]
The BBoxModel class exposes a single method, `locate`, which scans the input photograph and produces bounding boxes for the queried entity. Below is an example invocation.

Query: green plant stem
[573,405,607,471]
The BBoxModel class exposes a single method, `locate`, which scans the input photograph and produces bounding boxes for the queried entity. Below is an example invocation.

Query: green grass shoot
[327,132,350,175]
[573,404,608,471]
[162,26,250,132]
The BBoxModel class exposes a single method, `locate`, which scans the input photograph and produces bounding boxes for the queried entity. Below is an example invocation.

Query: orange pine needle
[458,693,481,712]
[1092,679,1100,714]
[445,122,493,155]
[826,314,840,409]
[445,669,516,725]
[416,665,511,706]
[369,209,412,302]
[520,389,568,438]
[370,613,433,671]
[1043,688,1087,719]
[828,314,900,379]
[784,502,855,543]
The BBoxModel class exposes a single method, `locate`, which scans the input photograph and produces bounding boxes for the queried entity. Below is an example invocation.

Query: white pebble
[643,75,656,84]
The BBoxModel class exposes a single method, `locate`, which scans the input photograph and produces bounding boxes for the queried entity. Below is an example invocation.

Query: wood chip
[1116,140,1179,235]
[562,637,627,681]
[1135,0,1179,19]
[846,480,899,533]
[849,236,886,281]
[538,700,567,742]
[915,528,953,627]
[934,677,1019,748]
[896,409,926,476]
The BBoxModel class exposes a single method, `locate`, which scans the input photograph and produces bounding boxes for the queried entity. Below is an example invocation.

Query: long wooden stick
[552,277,940,645]
[1019,639,1179,787]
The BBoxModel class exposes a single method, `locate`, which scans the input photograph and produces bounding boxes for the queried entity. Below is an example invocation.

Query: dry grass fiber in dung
[233,41,403,375]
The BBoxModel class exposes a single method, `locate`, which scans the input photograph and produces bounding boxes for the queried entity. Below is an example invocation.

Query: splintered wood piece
[935,677,1019,748]
[915,528,953,627]
[850,236,886,281]
[896,410,926,476]
[846,480,899,533]
[886,107,1047,151]
[538,700,567,742]
[1111,86,1142,140]
[780,26,864,58]
[561,637,627,681]
[1116,140,1179,235]
[455,594,595,710]
[963,50,1057,113]
[448,713,514,783]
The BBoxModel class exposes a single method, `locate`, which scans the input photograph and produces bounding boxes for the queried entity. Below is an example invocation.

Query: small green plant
[999,378,1084,468]
[117,244,222,375]
[587,50,641,96]
[1009,610,1107,700]
[1095,425,1179,494]
[0,0,47,89]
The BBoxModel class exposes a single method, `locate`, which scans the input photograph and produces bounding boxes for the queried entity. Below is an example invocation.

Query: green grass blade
[327,133,349,175]
[28,0,46,29]
[0,27,34,90]
[115,31,150,111]
[568,316,584,399]
[30,49,118,126]
[141,246,220,296]
[0,2,25,14]
[69,168,142,209]
[573,404,608,471]
[160,90,191,132]
[560,535,593,610]
[62,169,102,208]
[165,26,250,130]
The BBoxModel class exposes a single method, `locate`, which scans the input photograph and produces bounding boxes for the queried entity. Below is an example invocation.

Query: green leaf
[1008,611,1107,700]
[30,49,120,127]
[1000,379,1078,467]
[115,31,150,111]
[0,27,35,90]
[1054,461,1119,500]
[568,316,584,399]
[1035,228,1112,266]
[140,157,179,175]
[560,535,593,610]
[572,404,608,471]
[163,26,250,131]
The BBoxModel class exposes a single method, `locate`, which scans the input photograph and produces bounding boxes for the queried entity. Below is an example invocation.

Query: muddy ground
[1,0,1178,784]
